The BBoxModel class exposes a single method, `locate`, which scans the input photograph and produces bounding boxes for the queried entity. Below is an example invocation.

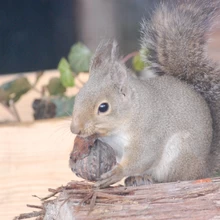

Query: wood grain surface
[0,70,88,220]
[0,119,81,220]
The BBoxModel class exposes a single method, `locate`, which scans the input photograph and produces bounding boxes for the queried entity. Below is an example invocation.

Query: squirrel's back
[141,0,220,175]
[136,75,212,137]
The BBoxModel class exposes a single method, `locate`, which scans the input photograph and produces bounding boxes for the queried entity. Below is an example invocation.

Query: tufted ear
[90,40,119,72]
[111,62,129,96]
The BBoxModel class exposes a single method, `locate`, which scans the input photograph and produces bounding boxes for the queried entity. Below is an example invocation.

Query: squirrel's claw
[125,175,154,187]
[94,164,123,188]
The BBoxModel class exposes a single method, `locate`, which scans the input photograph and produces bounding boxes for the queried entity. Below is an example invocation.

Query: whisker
[56,116,72,122]
[48,120,74,142]
[63,111,72,117]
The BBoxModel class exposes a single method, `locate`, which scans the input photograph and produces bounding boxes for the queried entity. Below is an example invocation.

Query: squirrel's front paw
[94,164,123,188]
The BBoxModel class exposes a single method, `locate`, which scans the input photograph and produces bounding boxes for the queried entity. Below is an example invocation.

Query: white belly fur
[152,131,190,182]
[99,132,129,163]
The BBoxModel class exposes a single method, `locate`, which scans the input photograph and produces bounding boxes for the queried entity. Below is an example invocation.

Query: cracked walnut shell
[69,135,116,182]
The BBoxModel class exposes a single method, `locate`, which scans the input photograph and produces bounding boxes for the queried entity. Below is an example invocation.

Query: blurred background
[0,0,159,74]
[0,1,220,219]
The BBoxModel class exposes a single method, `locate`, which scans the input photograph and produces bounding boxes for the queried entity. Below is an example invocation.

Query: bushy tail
[141,0,220,175]
[141,0,220,101]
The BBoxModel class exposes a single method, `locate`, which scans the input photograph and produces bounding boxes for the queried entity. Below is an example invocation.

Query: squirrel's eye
[98,103,109,113]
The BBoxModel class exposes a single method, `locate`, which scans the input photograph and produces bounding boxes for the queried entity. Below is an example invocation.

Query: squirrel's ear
[90,40,119,71]
[111,62,129,96]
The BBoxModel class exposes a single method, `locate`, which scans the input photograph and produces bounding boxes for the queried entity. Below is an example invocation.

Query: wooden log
[16,177,220,220]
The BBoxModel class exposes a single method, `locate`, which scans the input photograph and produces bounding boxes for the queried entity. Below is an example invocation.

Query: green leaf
[0,88,9,103]
[47,77,66,96]
[0,77,31,104]
[51,96,75,117]
[140,48,150,66]
[58,58,74,88]
[68,42,92,74]
[132,53,145,72]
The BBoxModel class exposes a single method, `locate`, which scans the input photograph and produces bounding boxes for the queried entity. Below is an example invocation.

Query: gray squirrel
[70,0,220,188]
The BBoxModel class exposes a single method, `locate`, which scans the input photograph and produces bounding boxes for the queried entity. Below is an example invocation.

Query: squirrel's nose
[70,122,81,135]
[70,117,82,135]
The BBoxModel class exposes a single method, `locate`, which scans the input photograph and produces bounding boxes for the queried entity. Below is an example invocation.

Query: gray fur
[71,0,219,188]
[141,0,220,175]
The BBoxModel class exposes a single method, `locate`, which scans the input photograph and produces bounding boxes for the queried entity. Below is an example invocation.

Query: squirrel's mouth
[78,131,109,139]
[77,132,92,138]
[77,124,110,138]
[77,131,99,138]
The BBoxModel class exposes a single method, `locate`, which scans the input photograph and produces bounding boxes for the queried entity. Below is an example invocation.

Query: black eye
[98,103,109,113]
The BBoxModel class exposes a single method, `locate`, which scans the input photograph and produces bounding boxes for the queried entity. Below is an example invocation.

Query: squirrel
[70,0,220,188]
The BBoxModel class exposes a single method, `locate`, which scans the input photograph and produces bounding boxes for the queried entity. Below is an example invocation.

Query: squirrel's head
[70,40,133,137]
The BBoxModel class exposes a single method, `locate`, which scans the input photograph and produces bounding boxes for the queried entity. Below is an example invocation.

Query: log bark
[15,177,220,220]
[42,178,220,220]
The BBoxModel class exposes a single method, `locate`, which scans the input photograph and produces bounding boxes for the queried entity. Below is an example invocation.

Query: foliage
[51,96,75,118]
[67,42,92,74]
[58,58,74,88]
[47,77,66,96]
[0,42,92,121]
[132,48,149,72]
[132,53,145,72]
[0,41,148,122]
[0,77,32,105]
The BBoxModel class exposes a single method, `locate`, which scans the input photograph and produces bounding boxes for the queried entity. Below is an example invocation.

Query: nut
[69,135,116,182]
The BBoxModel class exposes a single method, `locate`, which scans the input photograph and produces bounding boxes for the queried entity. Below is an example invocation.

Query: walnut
[69,135,116,182]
